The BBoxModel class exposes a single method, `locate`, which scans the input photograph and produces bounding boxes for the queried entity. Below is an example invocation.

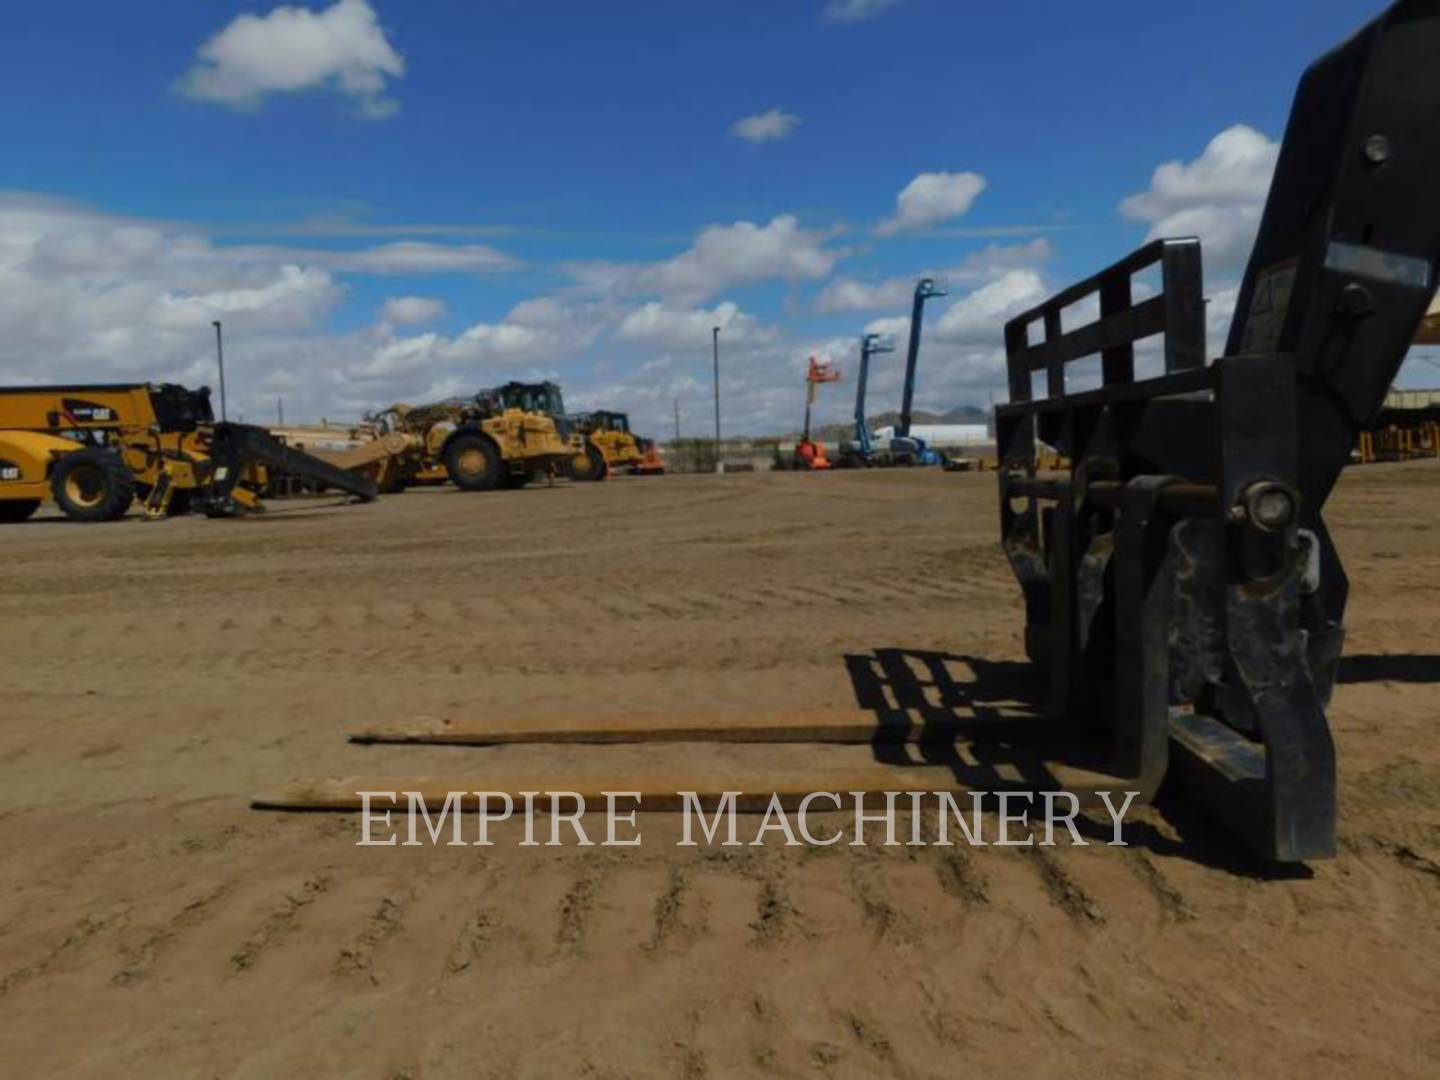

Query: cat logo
[61,398,116,423]
[0,458,21,482]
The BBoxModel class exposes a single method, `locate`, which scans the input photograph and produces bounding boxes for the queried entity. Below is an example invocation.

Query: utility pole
[277,396,284,426]
[673,397,680,442]
[211,320,228,422]
[711,326,722,474]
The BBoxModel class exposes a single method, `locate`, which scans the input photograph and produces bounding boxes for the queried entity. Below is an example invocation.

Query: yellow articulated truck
[0,383,377,523]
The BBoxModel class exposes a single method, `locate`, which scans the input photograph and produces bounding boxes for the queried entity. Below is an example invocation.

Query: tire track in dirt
[1024,846,1105,924]
[112,880,236,986]
[555,867,607,952]
[444,908,499,975]
[0,907,129,998]
[749,873,802,948]
[334,891,412,984]
[928,844,991,908]
[645,865,692,951]
[1125,851,1196,922]
[229,876,332,976]
[845,858,899,941]
[838,1009,903,1074]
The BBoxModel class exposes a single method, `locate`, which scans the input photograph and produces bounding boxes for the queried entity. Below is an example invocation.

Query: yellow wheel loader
[482,381,591,478]
[479,380,647,482]
[0,383,377,523]
[570,410,665,478]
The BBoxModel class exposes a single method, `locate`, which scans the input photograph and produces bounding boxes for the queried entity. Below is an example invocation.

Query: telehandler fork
[254,1,1440,863]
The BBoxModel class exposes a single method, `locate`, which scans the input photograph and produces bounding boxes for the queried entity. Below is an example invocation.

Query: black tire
[50,449,135,522]
[377,463,414,495]
[445,433,504,492]
[165,489,193,517]
[572,442,608,482]
[0,499,40,523]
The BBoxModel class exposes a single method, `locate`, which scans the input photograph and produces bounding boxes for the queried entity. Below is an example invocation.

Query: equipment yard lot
[2,466,1438,1078]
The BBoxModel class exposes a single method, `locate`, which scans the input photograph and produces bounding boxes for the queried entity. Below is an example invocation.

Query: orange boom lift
[793,356,841,470]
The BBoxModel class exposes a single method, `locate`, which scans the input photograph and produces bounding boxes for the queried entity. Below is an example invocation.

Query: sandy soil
[1,465,1437,1078]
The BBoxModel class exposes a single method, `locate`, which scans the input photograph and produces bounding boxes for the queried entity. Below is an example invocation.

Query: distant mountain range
[796,404,989,442]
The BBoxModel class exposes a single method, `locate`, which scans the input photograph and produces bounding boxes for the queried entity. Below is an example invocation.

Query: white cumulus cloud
[1120,124,1278,272]
[933,270,1048,345]
[152,265,340,331]
[0,192,551,423]
[177,0,405,119]
[0,194,347,379]
[642,217,841,300]
[815,238,1051,313]
[730,107,801,143]
[570,215,845,304]
[379,295,445,325]
[616,301,772,350]
[875,171,988,236]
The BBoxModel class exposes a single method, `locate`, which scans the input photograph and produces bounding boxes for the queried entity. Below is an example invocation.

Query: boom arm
[853,332,895,455]
[897,277,948,438]
[801,356,840,444]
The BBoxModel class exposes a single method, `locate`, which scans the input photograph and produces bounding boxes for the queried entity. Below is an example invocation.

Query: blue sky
[0,0,1423,434]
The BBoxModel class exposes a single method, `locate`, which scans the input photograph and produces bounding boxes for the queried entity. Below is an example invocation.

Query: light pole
[711,325,722,474]
[211,320,228,422]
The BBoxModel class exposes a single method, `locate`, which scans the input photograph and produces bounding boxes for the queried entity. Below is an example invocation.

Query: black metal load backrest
[1229,0,1440,504]
[1003,239,1205,405]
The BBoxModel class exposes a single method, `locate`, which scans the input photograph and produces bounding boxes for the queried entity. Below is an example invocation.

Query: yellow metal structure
[589,428,643,471]
[569,410,663,479]
[367,396,574,492]
[0,383,375,523]
[269,424,423,494]
[1356,420,1440,463]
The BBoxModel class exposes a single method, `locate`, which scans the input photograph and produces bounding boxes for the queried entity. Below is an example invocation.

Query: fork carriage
[995,0,1440,860]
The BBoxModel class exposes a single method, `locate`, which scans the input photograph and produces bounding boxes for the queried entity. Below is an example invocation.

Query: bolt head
[1252,488,1294,529]
[1336,281,1374,318]
[1363,134,1391,164]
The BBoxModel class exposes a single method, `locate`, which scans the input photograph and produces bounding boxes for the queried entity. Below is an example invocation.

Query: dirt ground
[1,464,1437,1078]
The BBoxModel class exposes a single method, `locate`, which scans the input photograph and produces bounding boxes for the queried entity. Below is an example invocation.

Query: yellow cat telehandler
[0,382,377,523]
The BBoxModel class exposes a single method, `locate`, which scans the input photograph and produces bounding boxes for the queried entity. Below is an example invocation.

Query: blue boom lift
[839,330,895,466]
[840,276,948,466]
[891,276,949,464]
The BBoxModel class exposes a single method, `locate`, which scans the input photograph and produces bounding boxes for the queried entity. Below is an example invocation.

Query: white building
[872,423,991,448]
